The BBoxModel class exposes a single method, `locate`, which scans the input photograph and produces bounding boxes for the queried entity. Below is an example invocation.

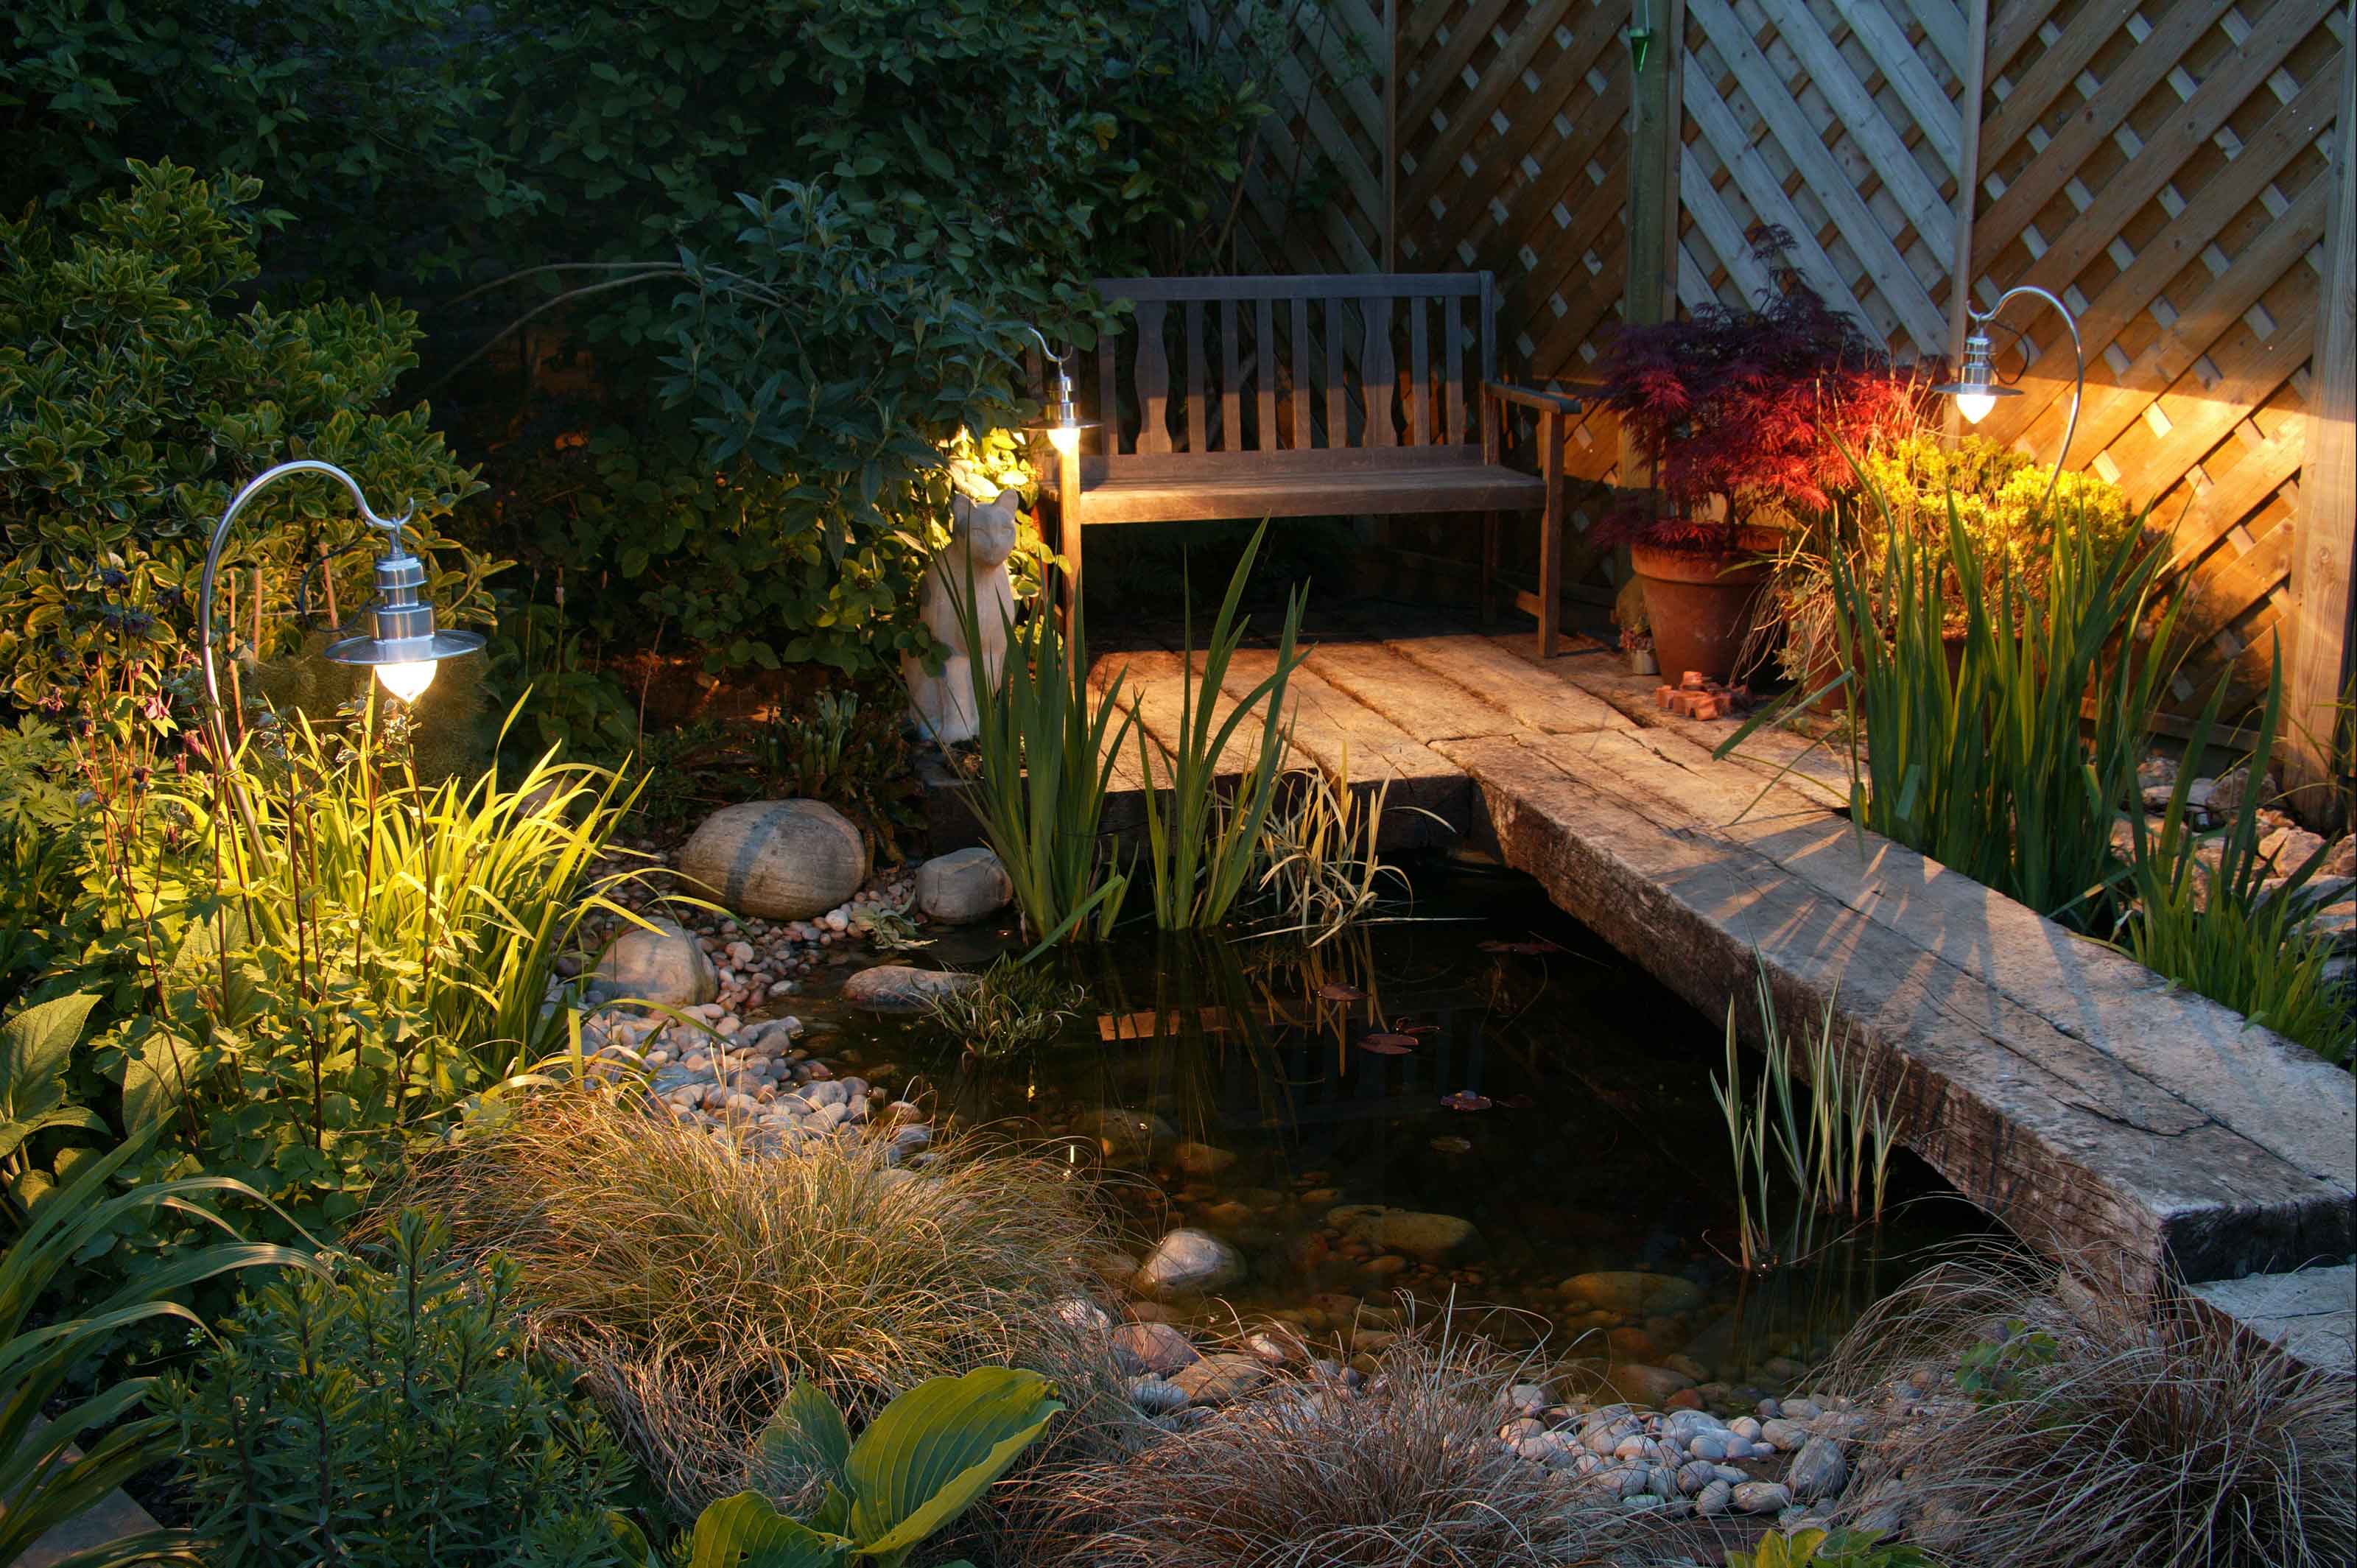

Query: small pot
[1629,647,1659,676]
[1631,536,1774,684]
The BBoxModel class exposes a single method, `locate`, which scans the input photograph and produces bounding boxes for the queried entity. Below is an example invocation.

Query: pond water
[802,856,1988,1406]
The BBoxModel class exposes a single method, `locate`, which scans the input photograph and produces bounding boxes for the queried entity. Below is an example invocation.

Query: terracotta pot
[1631,540,1773,684]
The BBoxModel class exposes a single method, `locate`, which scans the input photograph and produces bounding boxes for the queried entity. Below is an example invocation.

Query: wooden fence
[1220,0,2353,790]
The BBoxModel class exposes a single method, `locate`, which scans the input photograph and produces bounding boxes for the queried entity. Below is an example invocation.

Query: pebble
[1786,1435,1849,1502]
[1733,1481,1792,1514]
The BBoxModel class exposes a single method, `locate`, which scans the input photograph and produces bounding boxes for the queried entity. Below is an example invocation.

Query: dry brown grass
[1032,1321,1637,1568]
[1816,1248,2356,1568]
[395,1088,1139,1516]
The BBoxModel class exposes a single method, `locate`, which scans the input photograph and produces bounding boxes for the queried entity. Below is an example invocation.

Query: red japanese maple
[1598,228,1922,553]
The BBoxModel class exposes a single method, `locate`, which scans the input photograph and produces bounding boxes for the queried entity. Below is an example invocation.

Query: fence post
[1618,0,1687,500]
[1943,0,1992,440]
[2283,41,2356,828]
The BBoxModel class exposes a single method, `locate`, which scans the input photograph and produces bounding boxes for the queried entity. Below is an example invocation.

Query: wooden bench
[1044,273,1584,655]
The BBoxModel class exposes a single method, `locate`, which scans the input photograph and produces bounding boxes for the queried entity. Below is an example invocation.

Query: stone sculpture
[904,487,1022,744]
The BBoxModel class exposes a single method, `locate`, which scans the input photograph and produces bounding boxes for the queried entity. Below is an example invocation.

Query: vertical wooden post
[1944,0,1992,442]
[1383,0,1399,272]
[1617,1,1687,579]
[2282,39,2356,827]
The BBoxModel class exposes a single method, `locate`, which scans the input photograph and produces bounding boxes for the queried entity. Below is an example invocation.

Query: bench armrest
[1483,379,1594,415]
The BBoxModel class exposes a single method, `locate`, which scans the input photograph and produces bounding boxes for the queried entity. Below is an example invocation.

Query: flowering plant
[1597,228,1922,552]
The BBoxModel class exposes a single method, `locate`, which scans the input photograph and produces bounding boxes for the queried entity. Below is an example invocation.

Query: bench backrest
[1082,273,1499,479]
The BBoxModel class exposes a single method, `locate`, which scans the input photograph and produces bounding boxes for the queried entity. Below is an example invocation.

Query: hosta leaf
[846,1367,1061,1561]
[684,1491,851,1568]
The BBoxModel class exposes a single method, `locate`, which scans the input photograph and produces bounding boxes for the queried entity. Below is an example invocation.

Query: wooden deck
[1057,600,2356,1329]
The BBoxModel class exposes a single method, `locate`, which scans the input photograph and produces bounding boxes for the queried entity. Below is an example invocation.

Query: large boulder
[839,965,978,1014]
[1134,1228,1244,1298]
[678,800,868,920]
[916,846,1014,924]
[593,917,717,1008]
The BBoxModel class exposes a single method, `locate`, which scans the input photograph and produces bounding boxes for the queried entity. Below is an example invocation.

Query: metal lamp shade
[322,549,484,698]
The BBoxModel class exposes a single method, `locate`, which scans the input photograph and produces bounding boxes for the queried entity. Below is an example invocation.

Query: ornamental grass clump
[401,1087,1134,1516]
[1815,1250,2357,1568]
[1036,1325,1633,1568]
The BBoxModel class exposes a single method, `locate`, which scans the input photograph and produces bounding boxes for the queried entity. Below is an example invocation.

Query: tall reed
[1135,522,1307,929]
[952,570,1136,945]
[1824,488,2179,929]
[1711,965,1903,1270]
[2121,650,2353,1064]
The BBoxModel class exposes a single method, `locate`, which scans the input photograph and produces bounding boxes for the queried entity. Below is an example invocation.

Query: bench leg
[1480,510,1500,625]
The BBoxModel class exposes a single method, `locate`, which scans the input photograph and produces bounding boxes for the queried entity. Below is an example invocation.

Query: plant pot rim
[1631,535,1777,585]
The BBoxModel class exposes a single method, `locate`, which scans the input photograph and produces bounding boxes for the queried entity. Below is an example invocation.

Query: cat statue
[904,487,1022,744]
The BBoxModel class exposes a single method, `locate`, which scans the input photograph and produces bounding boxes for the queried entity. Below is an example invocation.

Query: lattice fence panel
[1206,1,1395,277]
[1393,0,1634,496]
[1674,0,1971,356]
[1970,0,2347,716]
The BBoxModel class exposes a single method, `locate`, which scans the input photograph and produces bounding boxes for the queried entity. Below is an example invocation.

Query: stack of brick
[1655,670,1750,722]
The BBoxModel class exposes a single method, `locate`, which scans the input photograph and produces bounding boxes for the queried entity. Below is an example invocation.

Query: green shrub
[0,717,83,999]
[0,160,496,723]
[63,709,647,1276]
[161,1210,638,1568]
[1771,432,2138,689]
[0,1129,311,1568]
[0,3,519,278]
[474,0,1268,688]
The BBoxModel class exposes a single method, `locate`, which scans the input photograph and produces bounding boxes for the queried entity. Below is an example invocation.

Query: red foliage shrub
[1597,227,1925,552]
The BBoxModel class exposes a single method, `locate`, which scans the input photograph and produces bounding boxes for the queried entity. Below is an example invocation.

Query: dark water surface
[804,857,1987,1402]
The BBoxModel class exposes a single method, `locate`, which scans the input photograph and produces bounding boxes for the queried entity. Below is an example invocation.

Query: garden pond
[792,854,1991,1407]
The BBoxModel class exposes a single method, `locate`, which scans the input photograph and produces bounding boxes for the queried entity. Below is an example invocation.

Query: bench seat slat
[1073,464,1545,527]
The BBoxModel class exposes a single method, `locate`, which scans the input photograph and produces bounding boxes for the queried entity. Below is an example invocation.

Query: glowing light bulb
[1955,390,1998,425]
[1048,423,1081,457]
[374,658,438,702]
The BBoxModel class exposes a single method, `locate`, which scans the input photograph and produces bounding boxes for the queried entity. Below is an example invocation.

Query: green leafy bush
[654,1368,1063,1568]
[1771,432,2138,689]
[0,3,519,278]
[474,0,1267,687]
[0,160,496,722]
[0,717,84,999]
[0,1131,311,1568]
[63,709,647,1273]
[161,1209,638,1568]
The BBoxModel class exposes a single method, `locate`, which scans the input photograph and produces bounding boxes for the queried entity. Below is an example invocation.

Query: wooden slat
[1289,296,1310,450]
[1324,295,1346,446]
[1409,295,1432,445]
[1444,292,1466,446]
[1254,296,1278,451]
[1184,300,1207,454]
[1134,299,1170,455]
[1363,295,1396,446]
[1218,298,1243,451]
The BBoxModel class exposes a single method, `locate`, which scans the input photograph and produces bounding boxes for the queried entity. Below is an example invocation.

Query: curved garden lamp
[199,458,483,752]
[1022,326,1095,457]
[1933,284,2084,505]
